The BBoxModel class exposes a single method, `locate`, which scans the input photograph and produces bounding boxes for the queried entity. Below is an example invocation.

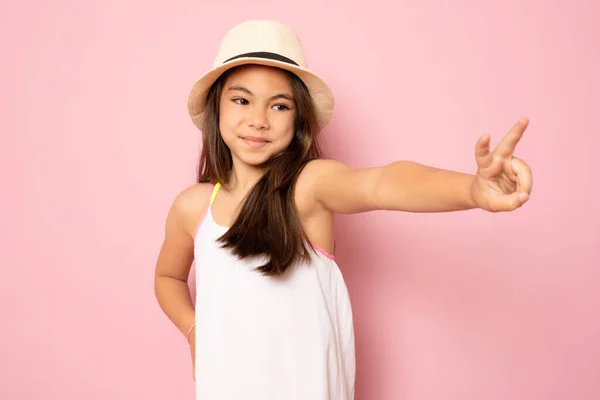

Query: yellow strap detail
[210,182,221,206]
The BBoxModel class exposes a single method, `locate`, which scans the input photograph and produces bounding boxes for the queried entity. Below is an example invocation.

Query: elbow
[370,164,391,211]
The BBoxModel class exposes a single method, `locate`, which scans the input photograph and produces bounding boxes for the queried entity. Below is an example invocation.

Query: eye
[233,98,249,105]
[273,104,291,111]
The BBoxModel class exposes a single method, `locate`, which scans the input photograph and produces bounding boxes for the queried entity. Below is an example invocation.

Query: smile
[241,136,270,149]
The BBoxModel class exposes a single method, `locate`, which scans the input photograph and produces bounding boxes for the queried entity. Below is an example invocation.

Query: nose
[248,105,269,130]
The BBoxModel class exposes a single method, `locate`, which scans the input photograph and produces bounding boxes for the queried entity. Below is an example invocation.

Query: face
[218,65,297,167]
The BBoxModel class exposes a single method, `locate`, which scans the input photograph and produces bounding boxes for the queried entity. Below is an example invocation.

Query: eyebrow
[227,85,294,102]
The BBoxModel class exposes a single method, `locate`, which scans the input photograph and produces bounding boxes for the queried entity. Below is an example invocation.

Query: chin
[238,152,276,167]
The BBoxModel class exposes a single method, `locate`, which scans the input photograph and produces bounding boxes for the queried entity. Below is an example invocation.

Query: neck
[225,160,266,194]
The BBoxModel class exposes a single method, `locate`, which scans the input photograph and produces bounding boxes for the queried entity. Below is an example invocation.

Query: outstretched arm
[309,118,533,214]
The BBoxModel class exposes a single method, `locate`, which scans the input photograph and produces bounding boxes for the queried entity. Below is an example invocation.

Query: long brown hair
[197,66,323,276]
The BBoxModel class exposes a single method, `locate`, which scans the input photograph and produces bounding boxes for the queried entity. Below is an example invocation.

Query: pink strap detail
[309,239,335,260]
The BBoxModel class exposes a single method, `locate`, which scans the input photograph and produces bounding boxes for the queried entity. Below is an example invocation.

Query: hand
[471,117,534,212]
[188,326,196,381]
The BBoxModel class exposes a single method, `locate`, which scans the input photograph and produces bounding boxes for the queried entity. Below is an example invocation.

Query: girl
[154,20,533,400]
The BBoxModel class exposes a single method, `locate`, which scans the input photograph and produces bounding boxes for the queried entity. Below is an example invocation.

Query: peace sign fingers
[493,117,529,158]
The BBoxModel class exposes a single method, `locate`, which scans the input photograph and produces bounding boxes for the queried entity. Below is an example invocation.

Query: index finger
[493,117,529,158]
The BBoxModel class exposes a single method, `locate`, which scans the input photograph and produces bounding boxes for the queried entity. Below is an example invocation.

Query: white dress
[193,183,356,399]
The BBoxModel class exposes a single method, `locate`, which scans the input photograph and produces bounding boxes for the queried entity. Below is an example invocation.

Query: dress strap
[210,182,221,206]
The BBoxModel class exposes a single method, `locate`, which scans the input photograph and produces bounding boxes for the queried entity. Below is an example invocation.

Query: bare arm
[307,159,475,214]
[309,118,534,214]
[373,161,476,212]
[154,185,209,340]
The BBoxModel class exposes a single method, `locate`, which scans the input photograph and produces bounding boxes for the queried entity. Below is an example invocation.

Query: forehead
[223,65,292,92]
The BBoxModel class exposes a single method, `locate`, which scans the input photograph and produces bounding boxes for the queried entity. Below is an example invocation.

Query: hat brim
[187,57,334,133]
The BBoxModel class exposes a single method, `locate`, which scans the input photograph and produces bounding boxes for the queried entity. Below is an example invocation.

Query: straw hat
[187,20,334,133]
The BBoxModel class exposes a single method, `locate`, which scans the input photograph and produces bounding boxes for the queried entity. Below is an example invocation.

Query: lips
[241,136,270,149]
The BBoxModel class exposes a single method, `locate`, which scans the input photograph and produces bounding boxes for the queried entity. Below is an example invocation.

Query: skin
[154,65,534,380]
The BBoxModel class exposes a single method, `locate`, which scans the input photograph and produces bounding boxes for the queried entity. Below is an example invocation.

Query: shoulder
[168,182,214,237]
[295,158,349,212]
[172,182,214,212]
[296,158,350,197]
[297,158,350,187]
[296,157,379,214]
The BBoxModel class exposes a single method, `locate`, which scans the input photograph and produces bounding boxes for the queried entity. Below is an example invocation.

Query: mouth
[241,136,270,149]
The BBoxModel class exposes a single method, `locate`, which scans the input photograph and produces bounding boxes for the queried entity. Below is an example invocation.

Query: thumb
[490,191,528,212]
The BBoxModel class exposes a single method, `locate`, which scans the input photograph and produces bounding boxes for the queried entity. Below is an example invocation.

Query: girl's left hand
[470,117,534,212]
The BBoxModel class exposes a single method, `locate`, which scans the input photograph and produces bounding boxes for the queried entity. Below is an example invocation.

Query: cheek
[218,105,242,136]
[272,113,296,137]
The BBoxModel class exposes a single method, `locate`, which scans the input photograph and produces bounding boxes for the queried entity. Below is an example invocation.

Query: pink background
[1,0,598,399]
